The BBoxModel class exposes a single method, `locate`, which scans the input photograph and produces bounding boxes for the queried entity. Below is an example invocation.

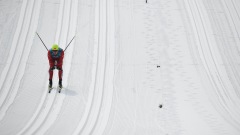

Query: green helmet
[52,44,59,50]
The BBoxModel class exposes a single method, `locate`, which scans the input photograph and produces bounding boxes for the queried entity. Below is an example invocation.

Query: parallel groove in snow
[16,0,66,133]
[17,0,78,134]
[185,0,240,133]
[205,0,240,129]
[73,0,115,134]
[72,0,102,133]
[91,0,115,134]
[221,0,240,91]
[1,0,239,135]
[17,89,57,135]
[0,0,43,121]
[83,0,107,133]
[194,0,240,128]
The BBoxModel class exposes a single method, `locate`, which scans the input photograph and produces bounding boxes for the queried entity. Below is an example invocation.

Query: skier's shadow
[63,88,78,96]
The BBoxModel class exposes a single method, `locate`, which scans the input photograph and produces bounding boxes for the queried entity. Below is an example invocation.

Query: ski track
[221,0,240,95]
[17,0,78,134]
[0,0,43,121]
[72,0,103,134]
[184,0,240,133]
[90,0,115,134]
[0,0,240,135]
[16,0,67,132]
[195,0,240,129]
[223,0,240,40]
[184,1,229,134]
[73,0,115,134]
[220,0,240,84]
[206,0,240,128]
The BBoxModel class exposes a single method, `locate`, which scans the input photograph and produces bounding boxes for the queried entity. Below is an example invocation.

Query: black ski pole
[64,36,75,51]
[36,32,48,51]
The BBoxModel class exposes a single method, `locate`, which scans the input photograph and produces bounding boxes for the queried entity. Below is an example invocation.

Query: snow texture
[0,0,240,135]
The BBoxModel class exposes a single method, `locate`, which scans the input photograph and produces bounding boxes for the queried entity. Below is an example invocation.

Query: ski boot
[58,79,62,93]
[48,79,53,93]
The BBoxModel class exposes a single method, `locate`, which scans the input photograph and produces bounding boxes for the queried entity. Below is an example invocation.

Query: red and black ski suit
[48,48,64,80]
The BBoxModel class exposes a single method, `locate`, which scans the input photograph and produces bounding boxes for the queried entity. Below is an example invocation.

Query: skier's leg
[57,66,63,87]
[58,79,62,88]
[49,67,54,79]
[49,79,52,87]
[49,67,54,87]
[57,67,63,79]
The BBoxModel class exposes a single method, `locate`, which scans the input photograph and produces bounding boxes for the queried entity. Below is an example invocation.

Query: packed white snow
[0,0,240,135]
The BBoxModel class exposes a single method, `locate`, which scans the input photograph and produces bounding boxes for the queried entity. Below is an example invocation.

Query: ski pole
[64,36,75,51]
[36,32,48,51]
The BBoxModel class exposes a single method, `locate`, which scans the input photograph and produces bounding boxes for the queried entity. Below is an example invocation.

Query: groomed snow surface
[0,0,240,135]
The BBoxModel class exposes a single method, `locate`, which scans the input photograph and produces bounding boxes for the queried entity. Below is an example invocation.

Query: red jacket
[48,48,64,67]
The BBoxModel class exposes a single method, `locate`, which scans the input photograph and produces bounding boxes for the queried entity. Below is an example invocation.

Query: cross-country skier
[48,44,64,89]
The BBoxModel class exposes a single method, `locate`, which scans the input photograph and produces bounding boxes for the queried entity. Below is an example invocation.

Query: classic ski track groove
[0,0,30,115]
[86,0,107,133]
[16,0,75,134]
[186,0,224,109]
[185,1,229,134]
[73,0,115,134]
[0,0,42,121]
[0,0,27,95]
[35,0,78,133]
[223,0,240,93]
[73,1,103,133]
[194,0,240,128]
[0,0,239,134]
[84,0,108,133]
[32,91,60,134]
[185,0,240,132]
[16,89,57,135]
[18,91,58,135]
[222,0,240,86]
[223,0,240,39]
[91,0,115,134]
[72,0,104,134]
[16,0,65,130]
[208,0,240,128]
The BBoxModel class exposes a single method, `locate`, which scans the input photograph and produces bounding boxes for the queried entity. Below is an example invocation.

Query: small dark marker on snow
[157,65,160,68]
[159,104,163,108]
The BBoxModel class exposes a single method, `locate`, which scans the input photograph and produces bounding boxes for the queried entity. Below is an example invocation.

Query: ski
[48,85,62,93]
